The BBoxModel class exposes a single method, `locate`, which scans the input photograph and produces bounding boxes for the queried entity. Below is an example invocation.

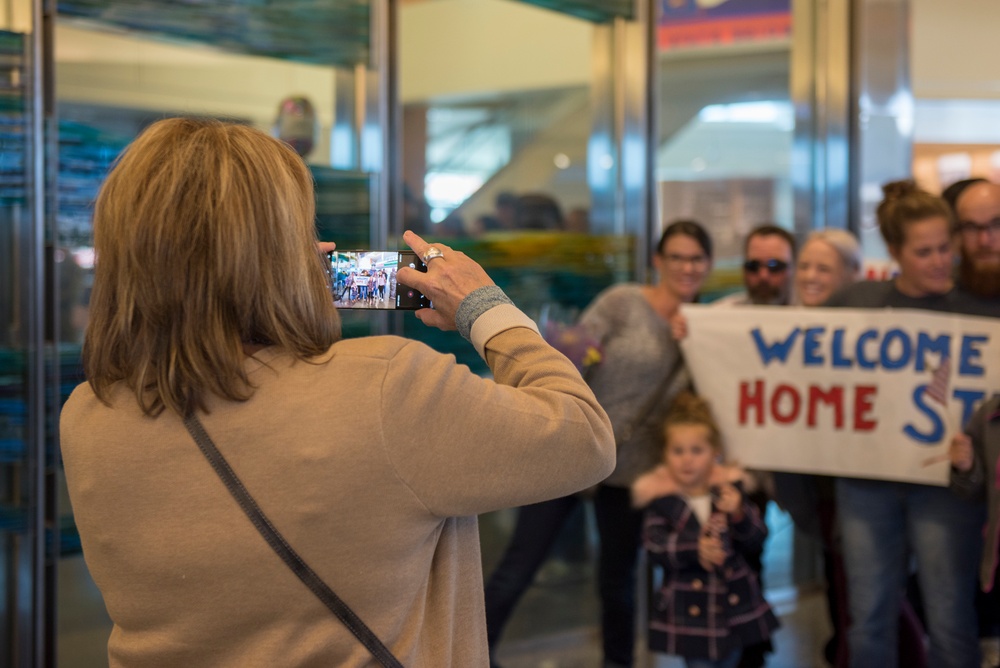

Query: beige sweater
[60,317,614,667]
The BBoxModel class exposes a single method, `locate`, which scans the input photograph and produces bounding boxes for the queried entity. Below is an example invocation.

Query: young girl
[632,393,778,668]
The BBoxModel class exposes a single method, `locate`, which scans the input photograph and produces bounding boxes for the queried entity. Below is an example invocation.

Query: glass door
[49,2,390,664]
[397,0,654,658]
[0,0,50,666]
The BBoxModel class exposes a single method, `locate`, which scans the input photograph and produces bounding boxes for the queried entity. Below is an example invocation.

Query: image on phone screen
[328,250,430,310]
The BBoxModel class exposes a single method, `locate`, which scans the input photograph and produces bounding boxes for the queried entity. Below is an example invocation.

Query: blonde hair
[803,228,862,276]
[877,179,955,250]
[84,117,340,417]
[663,392,722,451]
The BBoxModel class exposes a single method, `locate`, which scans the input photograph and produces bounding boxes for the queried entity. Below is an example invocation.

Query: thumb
[414,308,455,331]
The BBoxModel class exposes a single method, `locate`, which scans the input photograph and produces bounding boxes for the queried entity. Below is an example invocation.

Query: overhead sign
[658,0,791,51]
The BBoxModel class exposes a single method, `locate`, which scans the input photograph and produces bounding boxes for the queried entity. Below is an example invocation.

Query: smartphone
[327,250,431,310]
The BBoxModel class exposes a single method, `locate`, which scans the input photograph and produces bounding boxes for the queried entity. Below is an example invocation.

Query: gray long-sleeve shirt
[580,284,690,487]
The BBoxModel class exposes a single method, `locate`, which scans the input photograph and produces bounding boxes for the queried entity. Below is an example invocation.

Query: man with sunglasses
[708,223,796,667]
[716,223,796,306]
[953,180,1000,299]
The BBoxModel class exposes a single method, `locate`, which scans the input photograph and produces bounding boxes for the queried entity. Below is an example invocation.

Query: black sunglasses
[743,259,789,273]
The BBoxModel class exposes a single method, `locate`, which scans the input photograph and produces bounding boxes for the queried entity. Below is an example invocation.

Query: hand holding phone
[397,230,497,331]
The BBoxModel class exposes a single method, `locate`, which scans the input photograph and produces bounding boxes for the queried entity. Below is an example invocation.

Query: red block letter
[853,385,878,431]
[740,380,766,426]
[771,384,802,425]
[808,386,845,428]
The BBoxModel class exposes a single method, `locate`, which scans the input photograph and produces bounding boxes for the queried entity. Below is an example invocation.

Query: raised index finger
[403,230,430,259]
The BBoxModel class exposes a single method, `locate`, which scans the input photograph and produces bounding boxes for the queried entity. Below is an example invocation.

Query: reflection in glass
[52,3,384,663]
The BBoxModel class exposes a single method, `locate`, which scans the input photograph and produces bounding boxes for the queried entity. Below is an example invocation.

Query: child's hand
[705,511,728,536]
[949,433,974,472]
[698,531,725,570]
[714,483,745,521]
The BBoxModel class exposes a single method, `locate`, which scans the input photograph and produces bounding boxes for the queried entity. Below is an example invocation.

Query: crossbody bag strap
[182,414,404,668]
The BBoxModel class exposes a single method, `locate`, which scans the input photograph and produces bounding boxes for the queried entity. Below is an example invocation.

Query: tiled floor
[58,502,829,667]
[488,502,837,668]
[493,585,833,668]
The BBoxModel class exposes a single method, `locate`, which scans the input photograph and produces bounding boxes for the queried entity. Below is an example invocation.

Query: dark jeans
[483,495,582,650]
[980,584,1000,637]
[594,484,644,667]
[837,478,982,668]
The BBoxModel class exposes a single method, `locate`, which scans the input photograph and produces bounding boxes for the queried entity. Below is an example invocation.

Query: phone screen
[328,250,430,310]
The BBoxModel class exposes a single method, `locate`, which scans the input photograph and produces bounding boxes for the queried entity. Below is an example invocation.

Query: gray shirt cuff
[456,286,514,339]
[456,286,539,359]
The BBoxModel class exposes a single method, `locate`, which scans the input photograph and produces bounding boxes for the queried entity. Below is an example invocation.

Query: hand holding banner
[679,305,1000,485]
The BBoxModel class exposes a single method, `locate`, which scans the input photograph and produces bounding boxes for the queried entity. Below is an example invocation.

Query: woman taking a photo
[59,117,615,668]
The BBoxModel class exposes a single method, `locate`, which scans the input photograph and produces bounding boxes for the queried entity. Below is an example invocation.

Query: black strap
[183,414,404,668]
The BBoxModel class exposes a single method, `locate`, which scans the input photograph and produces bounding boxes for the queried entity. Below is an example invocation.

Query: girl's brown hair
[876,179,955,250]
[663,392,721,450]
[84,117,341,417]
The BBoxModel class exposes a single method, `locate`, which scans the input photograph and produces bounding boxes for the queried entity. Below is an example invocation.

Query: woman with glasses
[483,220,714,668]
[582,219,714,668]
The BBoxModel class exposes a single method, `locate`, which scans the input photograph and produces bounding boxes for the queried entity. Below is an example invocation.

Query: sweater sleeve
[378,324,615,517]
[950,403,988,501]
[730,500,768,554]
[577,287,619,352]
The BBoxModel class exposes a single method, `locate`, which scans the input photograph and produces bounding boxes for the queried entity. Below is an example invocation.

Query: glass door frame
[6,0,56,665]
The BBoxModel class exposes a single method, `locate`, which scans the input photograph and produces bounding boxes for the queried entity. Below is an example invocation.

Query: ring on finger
[422,246,445,263]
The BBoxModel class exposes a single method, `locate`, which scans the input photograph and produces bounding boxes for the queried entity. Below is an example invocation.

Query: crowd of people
[336,267,394,307]
[485,179,1000,668]
[57,117,1000,668]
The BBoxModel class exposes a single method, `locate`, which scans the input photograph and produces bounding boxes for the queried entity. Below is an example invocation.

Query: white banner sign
[680,305,1000,485]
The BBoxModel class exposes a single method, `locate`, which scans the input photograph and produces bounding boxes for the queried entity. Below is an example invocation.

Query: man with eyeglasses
[716,223,797,306]
[953,180,1000,299]
[948,178,1000,668]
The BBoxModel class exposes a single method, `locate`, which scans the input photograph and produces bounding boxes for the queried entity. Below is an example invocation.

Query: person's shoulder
[824,280,890,307]
[710,291,748,307]
[962,394,1000,439]
[60,382,99,423]
[596,282,642,301]
[949,287,1000,318]
[973,394,1000,421]
[584,282,642,315]
[59,381,130,448]
[331,335,430,361]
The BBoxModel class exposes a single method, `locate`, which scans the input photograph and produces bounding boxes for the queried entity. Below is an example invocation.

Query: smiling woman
[823,179,1000,668]
[795,228,861,307]
[482,219,714,668]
